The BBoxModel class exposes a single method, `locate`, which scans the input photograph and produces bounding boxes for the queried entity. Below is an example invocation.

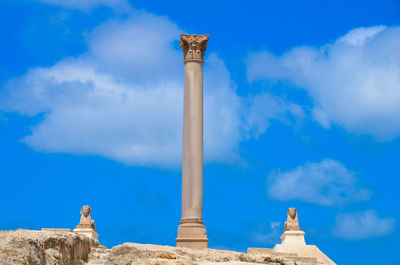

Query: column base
[176,219,208,249]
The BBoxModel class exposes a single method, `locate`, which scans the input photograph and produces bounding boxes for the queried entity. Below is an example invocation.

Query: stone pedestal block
[73,228,99,241]
[281,231,306,245]
[176,219,208,249]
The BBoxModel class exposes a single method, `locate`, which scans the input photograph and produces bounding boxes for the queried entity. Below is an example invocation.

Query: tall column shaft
[182,61,203,220]
[177,34,209,249]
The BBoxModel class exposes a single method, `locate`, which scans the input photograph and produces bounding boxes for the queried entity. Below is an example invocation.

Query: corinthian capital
[179,34,209,64]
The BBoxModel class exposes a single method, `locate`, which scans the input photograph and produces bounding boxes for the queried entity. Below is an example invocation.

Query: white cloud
[244,93,304,139]
[267,159,372,206]
[37,0,131,11]
[0,12,302,167]
[203,55,243,163]
[86,13,182,83]
[251,221,281,244]
[2,59,184,167]
[247,26,400,140]
[333,210,395,240]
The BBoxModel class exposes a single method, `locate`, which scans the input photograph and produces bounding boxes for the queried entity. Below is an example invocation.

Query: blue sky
[0,0,399,264]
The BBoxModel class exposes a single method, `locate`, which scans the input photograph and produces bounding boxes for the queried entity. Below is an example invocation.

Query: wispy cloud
[267,159,372,206]
[246,26,400,140]
[251,221,282,244]
[333,210,395,240]
[244,93,304,139]
[0,12,301,168]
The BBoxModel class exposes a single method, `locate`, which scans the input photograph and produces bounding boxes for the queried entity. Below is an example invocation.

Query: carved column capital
[179,34,209,64]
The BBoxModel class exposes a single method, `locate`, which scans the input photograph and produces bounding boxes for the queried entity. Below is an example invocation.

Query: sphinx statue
[76,205,95,230]
[284,207,300,231]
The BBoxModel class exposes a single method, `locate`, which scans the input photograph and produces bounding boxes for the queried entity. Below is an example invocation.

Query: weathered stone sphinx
[273,208,336,265]
[74,205,99,241]
[76,206,95,230]
[285,207,301,231]
[279,207,306,246]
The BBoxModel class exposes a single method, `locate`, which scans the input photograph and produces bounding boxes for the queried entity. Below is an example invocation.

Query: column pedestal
[176,219,208,248]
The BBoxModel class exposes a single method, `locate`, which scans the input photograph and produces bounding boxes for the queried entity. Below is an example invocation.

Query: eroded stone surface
[0,229,92,265]
[0,230,319,265]
[91,242,315,265]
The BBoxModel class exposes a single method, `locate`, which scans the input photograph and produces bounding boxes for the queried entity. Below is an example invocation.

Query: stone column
[176,34,209,249]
